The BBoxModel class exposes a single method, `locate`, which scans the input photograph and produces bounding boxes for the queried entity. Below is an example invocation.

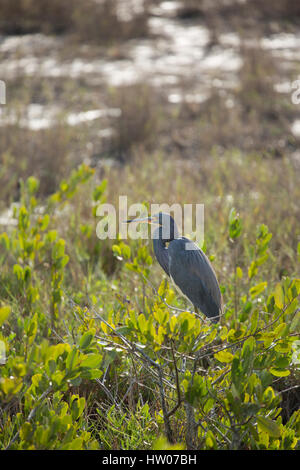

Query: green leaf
[66,348,79,372]
[48,359,56,375]
[273,323,287,338]
[13,264,24,281]
[121,243,131,260]
[112,244,121,256]
[158,279,167,297]
[18,206,29,231]
[249,309,259,333]
[290,311,300,333]
[64,437,84,450]
[262,386,276,405]
[153,436,185,450]
[31,373,42,388]
[241,337,255,374]
[256,253,269,266]
[20,422,33,441]
[26,176,39,195]
[79,331,95,350]
[214,350,234,363]
[0,305,11,326]
[169,315,178,333]
[236,267,243,279]
[266,294,275,313]
[257,416,281,438]
[81,369,102,379]
[154,308,168,325]
[70,396,85,420]
[269,368,290,377]
[26,313,38,344]
[115,326,131,335]
[228,208,242,239]
[274,283,284,309]
[283,298,298,317]
[80,354,102,369]
[0,232,10,250]
[248,261,258,280]
[242,301,252,315]
[250,282,267,298]
[274,356,290,368]
[231,357,243,390]
[45,230,57,243]
[137,313,147,333]
[92,180,107,201]
[52,239,66,261]
[39,213,50,231]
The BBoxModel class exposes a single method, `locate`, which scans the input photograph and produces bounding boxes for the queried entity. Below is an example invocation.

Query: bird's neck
[152,221,179,277]
[153,235,170,276]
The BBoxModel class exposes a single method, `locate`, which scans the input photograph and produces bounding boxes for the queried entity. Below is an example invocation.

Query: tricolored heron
[126,212,222,323]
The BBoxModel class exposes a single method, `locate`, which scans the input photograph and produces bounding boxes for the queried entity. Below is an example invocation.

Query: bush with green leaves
[0,165,299,450]
[98,239,300,449]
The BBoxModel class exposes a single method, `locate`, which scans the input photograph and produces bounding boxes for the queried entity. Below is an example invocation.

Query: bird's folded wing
[168,238,221,321]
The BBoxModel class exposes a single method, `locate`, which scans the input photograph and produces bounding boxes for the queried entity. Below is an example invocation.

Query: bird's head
[125,212,178,242]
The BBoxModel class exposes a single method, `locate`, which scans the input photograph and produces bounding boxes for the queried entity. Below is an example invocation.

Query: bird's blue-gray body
[168,238,221,322]
[152,214,222,323]
[126,212,222,323]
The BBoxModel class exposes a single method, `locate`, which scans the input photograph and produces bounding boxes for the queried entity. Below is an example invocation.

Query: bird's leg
[182,342,197,449]
[193,305,212,370]
[192,305,205,322]
[193,305,199,316]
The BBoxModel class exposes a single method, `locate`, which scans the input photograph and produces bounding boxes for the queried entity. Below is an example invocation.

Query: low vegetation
[0,0,299,451]
[0,164,299,449]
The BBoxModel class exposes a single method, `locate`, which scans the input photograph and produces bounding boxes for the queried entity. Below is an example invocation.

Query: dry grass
[102,148,300,285]
[106,84,161,161]
[71,0,149,45]
[0,0,149,43]
[249,0,300,21]
[0,0,299,278]
[0,0,73,35]
[0,41,298,203]
[0,124,78,204]
[178,0,300,36]
[175,44,297,158]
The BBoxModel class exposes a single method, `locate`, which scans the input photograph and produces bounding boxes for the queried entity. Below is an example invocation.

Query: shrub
[0,167,298,449]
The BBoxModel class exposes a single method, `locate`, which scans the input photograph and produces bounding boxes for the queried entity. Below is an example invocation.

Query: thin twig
[68,295,178,441]
[166,341,182,418]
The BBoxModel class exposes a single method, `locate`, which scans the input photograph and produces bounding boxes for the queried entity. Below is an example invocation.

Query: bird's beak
[124,216,159,225]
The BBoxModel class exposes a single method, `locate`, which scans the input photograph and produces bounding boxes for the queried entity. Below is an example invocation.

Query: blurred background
[1,2,300,450]
[0,0,299,280]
